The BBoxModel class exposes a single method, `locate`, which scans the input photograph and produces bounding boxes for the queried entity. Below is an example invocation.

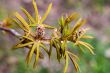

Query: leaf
[14,12,30,30]
[15,42,34,48]
[39,51,44,59]
[49,39,53,59]
[22,36,34,41]
[40,3,52,24]
[68,54,79,72]
[61,40,66,56]
[77,44,85,53]
[81,35,94,39]
[64,52,69,73]
[67,51,79,60]
[41,24,55,29]
[33,42,40,68]
[26,42,38,64]
[65,12,79,25]
[53,40,61,62]
[32,0,39,23]
[77,41,95,55]
[12,39,24,50]
[71,18,86,34]
[40,43,48,54]
[12,19,28,32]
[21,7,36,24]
[59,16,65,27]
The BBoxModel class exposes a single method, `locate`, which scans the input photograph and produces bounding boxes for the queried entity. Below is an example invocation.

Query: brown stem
[0,27,21,37]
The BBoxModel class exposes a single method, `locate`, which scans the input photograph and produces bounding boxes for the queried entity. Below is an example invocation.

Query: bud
[36,25,45,38]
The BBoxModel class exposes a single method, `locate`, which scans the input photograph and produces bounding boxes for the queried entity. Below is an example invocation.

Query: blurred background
[0,0,110,73]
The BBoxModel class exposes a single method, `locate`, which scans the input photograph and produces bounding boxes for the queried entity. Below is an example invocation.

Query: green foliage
[0,0,95,73]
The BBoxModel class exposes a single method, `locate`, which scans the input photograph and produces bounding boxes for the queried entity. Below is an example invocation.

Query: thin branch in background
[0,27,21,37]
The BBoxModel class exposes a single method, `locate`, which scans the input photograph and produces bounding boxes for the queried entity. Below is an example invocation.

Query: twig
[0,27,21,37]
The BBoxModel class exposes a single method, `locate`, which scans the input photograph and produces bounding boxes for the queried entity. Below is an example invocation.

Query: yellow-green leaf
[71,18,86,34]
[15,42,34,48]
[15,12,30,30]
[64,52,69,73]
[26,42,37,64]
[49,39,53,58]
[12,19,28,32]
[32,0,39,23]
[53,40,61,62]
[77,41,95,55]
[21,7,36,24]
[65,12,79,24]
[40,3,52,24]
[40,43,48,54]
[33,42,40,68]
[81,35,94,39]
[67,51,79,60]
[41,24,55,29]
[68,54,79,72]
[22,36,34,41]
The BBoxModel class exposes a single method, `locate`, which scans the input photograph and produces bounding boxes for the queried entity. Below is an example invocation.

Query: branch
[0,27,21,38]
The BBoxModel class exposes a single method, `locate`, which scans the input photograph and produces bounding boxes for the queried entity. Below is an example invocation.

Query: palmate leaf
[33,42,40,68]
[21,7,36,24]
[32,0,39,23]
[14,12,30,31]
[40,3,52,24]
[64,52,69,73]
[26,42,38,64]
[77,41,95,55]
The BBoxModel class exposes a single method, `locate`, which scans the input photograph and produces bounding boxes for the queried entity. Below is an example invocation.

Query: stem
[0,27,21,38]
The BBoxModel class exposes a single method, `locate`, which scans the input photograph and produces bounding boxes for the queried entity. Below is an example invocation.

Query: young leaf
[41,24,55,29]
[15,12,30,30]
[26,42,38,64]
[67,51,79,60]
[68,54,79,72]
[40,3,52,24]
[53,40,61,62]
[81,35,94,39]
[15,42,34,48]
[33,42,40,68]
[71,18,86,34]
[64,52,69,73]
[21,7,36,24]
[32,0,39,23]
[65,12,79,24]
[12,19,28,32]
[49,39,53,59]
[77,41,95,55]
[22,36,34,41]
[40,43,48,54]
